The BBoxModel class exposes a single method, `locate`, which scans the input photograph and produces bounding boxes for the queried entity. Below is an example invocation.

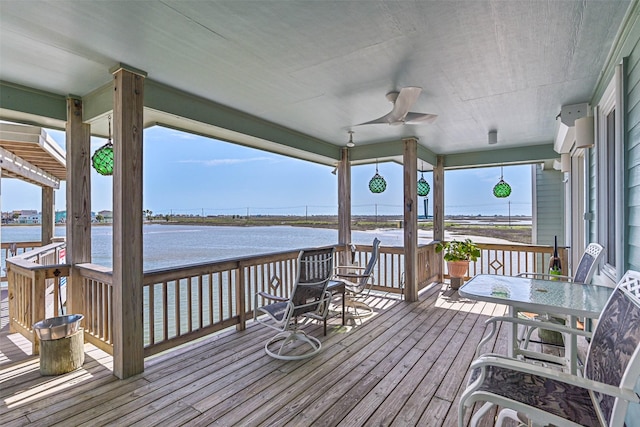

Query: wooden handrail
[8,241,566,362]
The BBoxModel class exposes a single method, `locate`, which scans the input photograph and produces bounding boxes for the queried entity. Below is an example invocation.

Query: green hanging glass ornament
[493,167,511,198]
[92,115,114,176]
[493,179,511,198]
[417,173,430,197]
[369,162,386,193]
[92,143,113,176]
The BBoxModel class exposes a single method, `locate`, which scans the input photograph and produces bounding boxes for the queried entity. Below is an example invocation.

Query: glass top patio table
[458,274,613,318]
[459,274,613,374]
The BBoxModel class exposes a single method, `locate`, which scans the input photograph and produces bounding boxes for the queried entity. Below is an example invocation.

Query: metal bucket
[33,314,84,341]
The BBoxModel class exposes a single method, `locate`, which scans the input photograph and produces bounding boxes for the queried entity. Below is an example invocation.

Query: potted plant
[435,239,481,287]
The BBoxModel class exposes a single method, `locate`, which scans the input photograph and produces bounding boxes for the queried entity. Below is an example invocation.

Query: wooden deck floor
[1,284,538,427]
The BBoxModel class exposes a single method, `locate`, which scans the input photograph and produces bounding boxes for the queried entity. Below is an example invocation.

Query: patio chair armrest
[475,316,591,357]
[334,265,366,274]
[469,355,640,403]
[517,272,573,281]
[485,316,591,338]
[334,272,369,280]
[257,291,288,302]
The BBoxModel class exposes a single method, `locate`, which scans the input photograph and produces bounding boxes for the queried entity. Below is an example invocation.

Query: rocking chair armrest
[257,291,288,302]
[469,355,640,403]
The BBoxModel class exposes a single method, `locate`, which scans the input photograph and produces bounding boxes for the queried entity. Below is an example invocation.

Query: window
[605,109,616,266]
[597,64,624,281]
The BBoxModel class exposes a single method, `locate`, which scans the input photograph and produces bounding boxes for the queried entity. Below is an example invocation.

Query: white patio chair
[516,242,604,348]
[254,247,335,360]
[459,270,640,427]
[333,238,381,317]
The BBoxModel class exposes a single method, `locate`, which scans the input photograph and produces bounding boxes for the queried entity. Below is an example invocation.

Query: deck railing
[2,241,44,281]
[5,241,69,353]
[6,240,561,360]
[442,242,570,279]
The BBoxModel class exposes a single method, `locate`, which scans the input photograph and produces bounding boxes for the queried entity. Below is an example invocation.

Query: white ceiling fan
[356,87,437,126]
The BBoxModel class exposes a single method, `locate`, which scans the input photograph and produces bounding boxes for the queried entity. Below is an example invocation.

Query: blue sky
[1,126,532,217]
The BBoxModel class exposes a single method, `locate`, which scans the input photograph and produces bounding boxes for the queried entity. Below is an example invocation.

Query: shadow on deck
[1,283,566,426]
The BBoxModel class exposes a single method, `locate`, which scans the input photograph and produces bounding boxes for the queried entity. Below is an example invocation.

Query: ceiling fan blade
[403,112,438,125]
[355,112,395,126]
[388,87,422,122]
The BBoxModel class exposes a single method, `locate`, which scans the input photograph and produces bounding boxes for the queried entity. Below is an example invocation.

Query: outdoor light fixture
[561,153,571,172]
[417,172,430,197]
[346,130,355,148]
[92,115,114,176]
[493,166,511,198]
[369,160,387,193]
[488,130,498,145]
[575,116,594,148]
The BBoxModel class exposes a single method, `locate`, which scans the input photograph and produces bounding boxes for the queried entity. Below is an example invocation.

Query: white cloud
[178,157,276,166]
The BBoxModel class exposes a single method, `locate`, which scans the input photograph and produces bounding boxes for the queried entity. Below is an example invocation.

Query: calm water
[2,224,409,270]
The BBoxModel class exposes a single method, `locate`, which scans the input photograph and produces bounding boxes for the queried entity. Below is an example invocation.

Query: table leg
[508,306,517,358]
[567,315,578,375]
[341,288,346,325]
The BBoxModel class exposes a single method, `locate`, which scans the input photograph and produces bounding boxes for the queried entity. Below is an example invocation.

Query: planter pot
[447,260,470,279]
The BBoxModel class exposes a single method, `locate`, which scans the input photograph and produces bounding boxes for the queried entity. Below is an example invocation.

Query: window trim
[596,63,625,281]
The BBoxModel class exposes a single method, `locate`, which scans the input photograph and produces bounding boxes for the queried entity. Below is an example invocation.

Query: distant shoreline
[5,215,532,244]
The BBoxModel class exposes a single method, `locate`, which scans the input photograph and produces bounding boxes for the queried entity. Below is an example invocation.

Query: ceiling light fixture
[346,130,355,147]
[488,130,498,145]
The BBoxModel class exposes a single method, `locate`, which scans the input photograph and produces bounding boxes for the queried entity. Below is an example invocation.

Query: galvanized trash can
[33,314,85,375]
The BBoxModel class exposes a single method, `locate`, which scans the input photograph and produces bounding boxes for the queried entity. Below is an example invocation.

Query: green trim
[0,81,66,121]
[444,144,557,169]
[417,145,438,166]
[592,0,640,104]
[348,140,404,162]
[144,80,340,161]
[82,82,113,123]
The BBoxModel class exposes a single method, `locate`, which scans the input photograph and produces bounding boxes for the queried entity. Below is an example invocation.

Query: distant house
[98,210,113,223]
[17,210,40,224]
[55,211,67,223]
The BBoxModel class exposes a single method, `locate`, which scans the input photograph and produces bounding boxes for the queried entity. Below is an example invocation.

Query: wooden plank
[338,147,352,265]
[0,286,525,427]
[65,97,91,322]
[112,67,145,379]
[403,138,418,302]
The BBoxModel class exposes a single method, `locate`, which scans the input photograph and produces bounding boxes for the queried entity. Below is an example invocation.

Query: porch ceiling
[0,1,632,167]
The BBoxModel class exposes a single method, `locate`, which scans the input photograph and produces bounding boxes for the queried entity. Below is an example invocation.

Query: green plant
[435,239,481,262]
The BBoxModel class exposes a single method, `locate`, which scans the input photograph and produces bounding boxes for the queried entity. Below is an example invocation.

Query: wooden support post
[41,187,55,245]
[112,66,146,379]
[236,266,246,331]
[32,269,46,354]
[337,148,352,265]
[403,138,418,302]
[434,155,445,282]
[66,97,91,316]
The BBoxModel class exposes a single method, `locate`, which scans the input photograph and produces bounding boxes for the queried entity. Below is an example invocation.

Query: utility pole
[508,200,511,227]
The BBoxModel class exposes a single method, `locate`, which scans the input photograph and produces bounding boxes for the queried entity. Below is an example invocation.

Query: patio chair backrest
[291,247,335,317]
[584,270,640,424]
[572,243,604,284]
[358,238,381,287]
